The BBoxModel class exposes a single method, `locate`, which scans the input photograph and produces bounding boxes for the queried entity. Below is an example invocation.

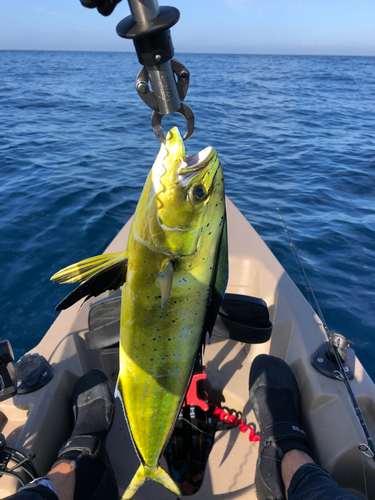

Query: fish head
[148,127,225,256]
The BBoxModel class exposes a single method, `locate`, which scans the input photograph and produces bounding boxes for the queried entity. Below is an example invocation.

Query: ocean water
[0,51,374,380]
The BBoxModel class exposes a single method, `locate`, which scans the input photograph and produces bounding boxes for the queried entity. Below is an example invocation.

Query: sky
[1,0,375,56]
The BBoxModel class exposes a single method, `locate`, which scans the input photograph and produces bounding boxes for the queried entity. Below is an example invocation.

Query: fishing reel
[0,433,37,486]
[164,369,216,496]
[0,340,48,486]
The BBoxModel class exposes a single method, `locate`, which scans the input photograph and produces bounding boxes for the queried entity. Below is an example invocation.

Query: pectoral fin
[155,260,174,308]
[51,252,128,311]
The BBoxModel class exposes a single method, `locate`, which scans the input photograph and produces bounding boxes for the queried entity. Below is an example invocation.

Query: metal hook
[359,444,375,458]
[151,103,195,143]
[333,370,345,381]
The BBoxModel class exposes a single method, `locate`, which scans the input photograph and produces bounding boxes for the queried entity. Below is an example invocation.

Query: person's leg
[50,369,118,500]
[4,463,73,500]
[249,354,315,500]
[249,354,360,500]
[5,369,118,500]
[46,463,75,500]
[5,481,59,500]
[281,449,312,493]
[286,460,361,500]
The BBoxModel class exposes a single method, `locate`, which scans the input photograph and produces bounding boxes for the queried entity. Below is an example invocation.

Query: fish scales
[51,127,227,498]
[118,221,220,464]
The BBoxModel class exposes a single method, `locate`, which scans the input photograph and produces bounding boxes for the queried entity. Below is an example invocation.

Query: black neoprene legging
[288,463,361,500]
[6,463,361,500]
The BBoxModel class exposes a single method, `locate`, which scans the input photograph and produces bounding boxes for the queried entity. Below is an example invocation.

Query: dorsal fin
[205,215,228,338]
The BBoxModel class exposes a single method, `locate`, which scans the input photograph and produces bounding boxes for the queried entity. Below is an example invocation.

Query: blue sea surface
[0,51,374,379]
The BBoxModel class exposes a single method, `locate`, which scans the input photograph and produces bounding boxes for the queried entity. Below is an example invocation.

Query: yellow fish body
[52,127,228,498]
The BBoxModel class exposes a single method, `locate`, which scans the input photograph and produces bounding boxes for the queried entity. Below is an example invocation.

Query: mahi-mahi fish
[51,127,228,499]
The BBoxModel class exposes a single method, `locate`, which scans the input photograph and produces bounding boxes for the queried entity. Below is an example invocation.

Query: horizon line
[1,48,374,58]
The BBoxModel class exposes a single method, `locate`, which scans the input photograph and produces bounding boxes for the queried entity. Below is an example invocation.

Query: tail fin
[122,463,180,500]
[152,466,181,496]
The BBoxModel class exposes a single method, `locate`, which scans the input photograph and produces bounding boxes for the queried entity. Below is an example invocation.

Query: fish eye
[189,183,207,204]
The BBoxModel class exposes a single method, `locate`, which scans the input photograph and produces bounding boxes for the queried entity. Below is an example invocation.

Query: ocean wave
[1,51,374,378]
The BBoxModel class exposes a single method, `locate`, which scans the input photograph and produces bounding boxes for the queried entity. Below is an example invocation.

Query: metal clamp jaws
[136,61,194,142]
[136,60,190,111]
[151,104,194,143]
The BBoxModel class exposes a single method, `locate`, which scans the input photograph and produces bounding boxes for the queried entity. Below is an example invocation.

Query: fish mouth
[177,147,215,186]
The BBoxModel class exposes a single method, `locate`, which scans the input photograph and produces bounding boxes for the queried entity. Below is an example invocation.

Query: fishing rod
[276,206,375,463]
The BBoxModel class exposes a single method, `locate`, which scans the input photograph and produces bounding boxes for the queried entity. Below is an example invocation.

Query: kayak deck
[0,198,374,499]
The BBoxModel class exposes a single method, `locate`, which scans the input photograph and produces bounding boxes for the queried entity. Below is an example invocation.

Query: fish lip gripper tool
[116,0,194,143]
